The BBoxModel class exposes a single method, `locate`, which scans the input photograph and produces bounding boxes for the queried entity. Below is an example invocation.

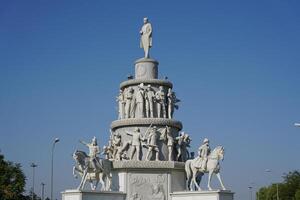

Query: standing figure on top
[140,17,152,58]
[79,137,101,171]
[167,88,180,119]
[135,83,145,118]
[145,84,155,118]
[116,89,125,119]
[124,87,134,118]
[155,86,166,118]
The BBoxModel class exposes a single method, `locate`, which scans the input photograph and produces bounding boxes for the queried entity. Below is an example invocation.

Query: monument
[62,18,234,200]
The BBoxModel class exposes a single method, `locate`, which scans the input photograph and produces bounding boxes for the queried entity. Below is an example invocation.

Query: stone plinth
[61,190,126,200]
[135,58,158,79]
[170,190,234,200]
[111,161,186,200]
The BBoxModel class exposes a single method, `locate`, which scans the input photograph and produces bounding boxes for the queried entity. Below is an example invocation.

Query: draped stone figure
[155,86,166,118]
[167,88,180,119]
[140,17,152,58]
[145,84,155,118]
[135,83,145,118]
[124,87,134,118]
[116,89,125,119]
[145,126,160,161]
[126,127,144,160]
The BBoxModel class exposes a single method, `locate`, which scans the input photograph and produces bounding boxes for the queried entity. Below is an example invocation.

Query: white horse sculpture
[185,146,226,191]
[72,150,112,191]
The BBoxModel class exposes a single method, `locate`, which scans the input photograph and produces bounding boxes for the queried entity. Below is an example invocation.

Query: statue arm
[79,140,88,147]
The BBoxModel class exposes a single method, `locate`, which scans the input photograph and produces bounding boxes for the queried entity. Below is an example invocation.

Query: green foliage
[0,154,26,200]
[257,170,300,200]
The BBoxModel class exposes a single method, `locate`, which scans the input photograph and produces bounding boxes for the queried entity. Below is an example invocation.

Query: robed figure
[140,17,152,58]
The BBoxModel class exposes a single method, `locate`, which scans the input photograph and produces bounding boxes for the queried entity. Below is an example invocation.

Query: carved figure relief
[145,84,155,118]
[155,86,166,118]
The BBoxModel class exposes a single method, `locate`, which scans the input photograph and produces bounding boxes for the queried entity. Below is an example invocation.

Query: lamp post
[30,163,38,200]
[41,183,45,200]
[248,186,253,200]
[51,138,60,200]
[265,169,279,200]
[294,123,300,127]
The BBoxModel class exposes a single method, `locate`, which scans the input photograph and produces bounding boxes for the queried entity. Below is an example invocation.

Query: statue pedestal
[170,190,234,200]
[61,190,126,200]
[111,161,186,200]
[135,58,158,79]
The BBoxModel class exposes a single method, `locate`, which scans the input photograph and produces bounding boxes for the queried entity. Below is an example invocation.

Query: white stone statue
[195,138,211,171]
[185,144,226,191]
[124,87,134,118]
[160,126,174,161]
[135,83,145,118]
[140,17,152,58]
[175,132,190,162]
[116,89,125,119]
[155,86,166,118]
[126,127,144,160]
[167,88,180,119]
[111,133,122,160]
[72,150,112,191]
[145,84,155,118]
[79,137,100,171]
[145,126,160,161]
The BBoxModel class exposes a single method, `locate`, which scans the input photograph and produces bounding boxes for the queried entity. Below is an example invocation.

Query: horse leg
[192,169,201,191]
[78,168,88,190]
[196,173,203,191]
[216,173,226,190]
[207,170,213,191]
[99,173,105,191]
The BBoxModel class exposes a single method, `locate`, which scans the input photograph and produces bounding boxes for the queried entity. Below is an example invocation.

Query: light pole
[51,138,60,200]
[294,123,300,127]
[30,163,38,200]
[41,183,45,200]
[265,169,279,200]
[248,186,253,200]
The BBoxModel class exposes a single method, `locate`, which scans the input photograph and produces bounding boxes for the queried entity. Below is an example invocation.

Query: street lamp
[248,186,253,200]
[51,138,60,200]
[30,163,38,200]
[265,169,279,200]
[41,183,45,200]
[294,123,300,127]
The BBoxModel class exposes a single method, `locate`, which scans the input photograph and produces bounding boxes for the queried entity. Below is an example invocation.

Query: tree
[0,153,26,200]
[257,170,300,200]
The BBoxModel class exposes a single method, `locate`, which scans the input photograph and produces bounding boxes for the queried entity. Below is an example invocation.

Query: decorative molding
[112,160,185,169]
[110,118,183,130]
[120,79,173,89]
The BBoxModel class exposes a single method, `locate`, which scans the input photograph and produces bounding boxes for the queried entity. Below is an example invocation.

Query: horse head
[210,146,225,161]
[73,150,88,166]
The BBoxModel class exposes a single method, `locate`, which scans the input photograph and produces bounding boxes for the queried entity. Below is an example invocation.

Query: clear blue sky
[1,1,300,199]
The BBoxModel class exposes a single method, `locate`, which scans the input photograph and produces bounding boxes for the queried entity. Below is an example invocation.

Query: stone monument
[62,17,234,200]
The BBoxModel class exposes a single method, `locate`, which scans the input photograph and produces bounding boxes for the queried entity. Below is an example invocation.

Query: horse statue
[72,150,112,191]
[185,146,226,191]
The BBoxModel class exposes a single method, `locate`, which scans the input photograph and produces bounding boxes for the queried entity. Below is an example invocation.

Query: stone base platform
[170,190,234,200]
[61,190,126,200]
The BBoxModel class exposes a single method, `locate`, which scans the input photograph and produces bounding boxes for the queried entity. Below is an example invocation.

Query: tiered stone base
[170,190,234,200]
[61,190,126,200]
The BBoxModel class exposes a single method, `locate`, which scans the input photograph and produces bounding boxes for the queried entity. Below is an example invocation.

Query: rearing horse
[185,146,226,191]
[73,150,112,191]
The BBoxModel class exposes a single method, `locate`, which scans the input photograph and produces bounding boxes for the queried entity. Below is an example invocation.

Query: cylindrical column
[135,58,158,79]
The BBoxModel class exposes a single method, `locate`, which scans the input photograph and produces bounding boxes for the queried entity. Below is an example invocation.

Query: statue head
[159,86,163,91]
[91,136,97,145]
[134,127,140,132]
[203,138,209,144]
[147,84,152,90]
[138,83,144,89]
[143,17,148,24]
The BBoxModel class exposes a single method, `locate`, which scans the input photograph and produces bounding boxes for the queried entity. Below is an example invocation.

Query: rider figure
[198,138,211,171]
[80,136,100,171]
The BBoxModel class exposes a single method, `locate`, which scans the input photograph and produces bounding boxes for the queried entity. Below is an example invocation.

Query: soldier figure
[145,84,155,118]
[116,89,125,119]
[124,87,134,118]
[145,126,160,161]
[112,133,122,160]
[126,127,144,160]
[167,88,180,119]
[79,137,101,171]
[135,83,145,118]
[155,86,166,118]
[198,138,211,171]
[165,126,174,161]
